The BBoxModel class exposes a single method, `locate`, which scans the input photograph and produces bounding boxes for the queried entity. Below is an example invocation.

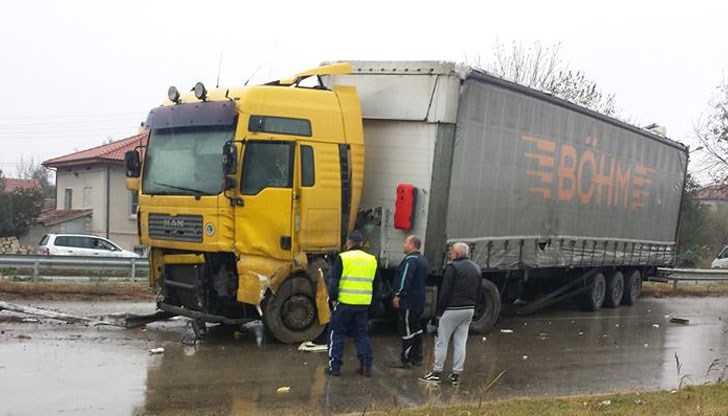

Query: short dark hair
[408,235,421,249]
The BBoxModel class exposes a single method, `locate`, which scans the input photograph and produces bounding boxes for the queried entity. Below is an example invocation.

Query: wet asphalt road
[1,297,728,416]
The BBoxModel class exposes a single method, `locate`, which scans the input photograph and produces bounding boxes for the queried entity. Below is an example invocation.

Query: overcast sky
[1,0,726,181]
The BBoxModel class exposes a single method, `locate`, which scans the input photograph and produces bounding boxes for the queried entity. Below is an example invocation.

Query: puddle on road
[1,298,727,415]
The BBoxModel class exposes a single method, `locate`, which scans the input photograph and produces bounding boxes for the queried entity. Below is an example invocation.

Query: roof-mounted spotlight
[193,82,207,101]
[168,86,181,104]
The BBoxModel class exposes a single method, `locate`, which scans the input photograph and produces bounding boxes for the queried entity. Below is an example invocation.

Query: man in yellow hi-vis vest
[326,230,378,377]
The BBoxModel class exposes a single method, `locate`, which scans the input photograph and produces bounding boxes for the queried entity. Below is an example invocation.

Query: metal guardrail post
[130,258,136,281]
[673,278,678,290]
[33,259,39,283]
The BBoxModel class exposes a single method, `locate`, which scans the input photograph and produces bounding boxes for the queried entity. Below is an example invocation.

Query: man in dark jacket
[389,235,429,368]
[420,242,481,385]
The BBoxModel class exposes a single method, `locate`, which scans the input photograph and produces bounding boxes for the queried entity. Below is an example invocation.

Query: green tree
[0,168,5,192]
[0,188,43,238]
[675,173,710,267]
[481,41,618,116]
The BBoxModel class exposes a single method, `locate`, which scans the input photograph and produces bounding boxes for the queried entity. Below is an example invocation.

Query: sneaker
[388,360,412,369]
[448,373,460,385]
[419,371,441,383]
[325,367,340,376]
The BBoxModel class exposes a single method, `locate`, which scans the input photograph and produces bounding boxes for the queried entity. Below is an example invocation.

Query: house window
[64,188,72,209]
[82,186,93,208]
[130,191,138,216]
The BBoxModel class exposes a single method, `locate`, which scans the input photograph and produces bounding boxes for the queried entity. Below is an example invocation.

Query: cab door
[235,140,295,260]
[297,142,342,253]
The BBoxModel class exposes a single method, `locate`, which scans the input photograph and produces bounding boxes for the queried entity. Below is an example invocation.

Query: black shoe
[388,360,412,369]
[356,366,371,377]
[448,373,460,385]
[419,371,441,383]
[325,367,340,376]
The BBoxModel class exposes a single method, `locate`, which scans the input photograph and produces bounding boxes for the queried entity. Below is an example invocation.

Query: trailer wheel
[603,271,624,308]
[262,275,326,344]
[622,269,642,305]
[580,272,606,312]
[470,279,501,333]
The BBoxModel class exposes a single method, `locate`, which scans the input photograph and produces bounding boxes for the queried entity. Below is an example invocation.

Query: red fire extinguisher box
[394,184,417,231]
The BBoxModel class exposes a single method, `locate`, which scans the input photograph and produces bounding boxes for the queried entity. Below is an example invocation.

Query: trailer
[327,61,687,331]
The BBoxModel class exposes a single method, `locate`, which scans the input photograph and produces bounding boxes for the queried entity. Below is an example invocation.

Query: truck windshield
[142,125,235,196]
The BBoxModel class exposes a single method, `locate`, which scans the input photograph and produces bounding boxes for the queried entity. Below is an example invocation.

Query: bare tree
[476,41,617,116]
[16,156,54,198]
[695,81,728,183]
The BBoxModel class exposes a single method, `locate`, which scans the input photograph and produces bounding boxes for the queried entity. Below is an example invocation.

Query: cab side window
[241,141,294,195]
[301,145,315,187]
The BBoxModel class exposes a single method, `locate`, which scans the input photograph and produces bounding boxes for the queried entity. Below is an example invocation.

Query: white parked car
[37,234,140,258]
[711,245,728,269]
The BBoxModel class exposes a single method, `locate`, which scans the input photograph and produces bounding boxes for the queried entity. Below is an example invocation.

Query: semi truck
[124,61,688,343]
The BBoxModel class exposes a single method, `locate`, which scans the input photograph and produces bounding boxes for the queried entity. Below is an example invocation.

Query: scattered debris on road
[670,317,690,325]
[0,300,174,328]
[149,347,165,354]
[277,386,291,393]
[297,341,327,352]
[500,329,514,334]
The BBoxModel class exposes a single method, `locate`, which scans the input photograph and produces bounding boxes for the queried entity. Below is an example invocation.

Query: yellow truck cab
[125,63,364,343]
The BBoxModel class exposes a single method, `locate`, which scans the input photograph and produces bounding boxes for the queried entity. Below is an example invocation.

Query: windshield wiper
[153,182,209,197]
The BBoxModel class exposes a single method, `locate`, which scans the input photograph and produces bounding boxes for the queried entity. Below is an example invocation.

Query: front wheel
[262,275,327,344]
[469,279,501,333]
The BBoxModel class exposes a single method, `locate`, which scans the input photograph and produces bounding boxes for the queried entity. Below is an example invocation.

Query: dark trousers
[328,304,372,372]
[397,307,423,365]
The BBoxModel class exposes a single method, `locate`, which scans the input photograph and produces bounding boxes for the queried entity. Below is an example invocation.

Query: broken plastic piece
[149,347,165,354]
[277,386,290,393]
[297,341,328,352]
[500,329,514,334]
[669,317,689,325]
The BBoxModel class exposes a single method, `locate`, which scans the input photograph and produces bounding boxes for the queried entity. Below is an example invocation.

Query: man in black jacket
[389,235,429,368]
[420,242,481,385]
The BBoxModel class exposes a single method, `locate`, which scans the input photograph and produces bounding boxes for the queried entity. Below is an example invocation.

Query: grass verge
[382,382,728,415]
[642,281,728,297]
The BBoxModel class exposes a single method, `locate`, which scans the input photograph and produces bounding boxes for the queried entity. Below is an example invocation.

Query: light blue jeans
[433,308,474,374]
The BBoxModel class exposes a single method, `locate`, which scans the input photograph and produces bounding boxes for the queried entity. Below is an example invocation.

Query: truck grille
[148,214,203,242]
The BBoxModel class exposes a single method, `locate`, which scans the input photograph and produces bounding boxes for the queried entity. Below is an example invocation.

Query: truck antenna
[244,65,261,86]
[216,53,223,88]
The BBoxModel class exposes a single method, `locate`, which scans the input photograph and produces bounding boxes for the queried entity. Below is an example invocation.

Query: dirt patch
[0,281,155,301]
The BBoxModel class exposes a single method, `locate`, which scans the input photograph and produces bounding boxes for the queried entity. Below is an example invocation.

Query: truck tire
[603,271,624,308]
[262,275,326,344]
[622,269,642,305]
[580,272,606,312]
[470,279,501,333]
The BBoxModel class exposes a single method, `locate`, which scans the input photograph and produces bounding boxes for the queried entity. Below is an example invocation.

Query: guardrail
[655,267,728,288]
[0,254,149,282]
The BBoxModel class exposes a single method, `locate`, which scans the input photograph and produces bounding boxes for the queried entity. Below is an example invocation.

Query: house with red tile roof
[696,184,728,213]
[0,178,42,193]
[36,131,149,251]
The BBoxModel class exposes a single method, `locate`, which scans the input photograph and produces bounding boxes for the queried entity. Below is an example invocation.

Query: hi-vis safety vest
[338,249,378,305]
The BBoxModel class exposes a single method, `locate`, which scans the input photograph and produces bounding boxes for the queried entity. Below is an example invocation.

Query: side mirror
[222,143,238,176]
[124,150,141,178]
